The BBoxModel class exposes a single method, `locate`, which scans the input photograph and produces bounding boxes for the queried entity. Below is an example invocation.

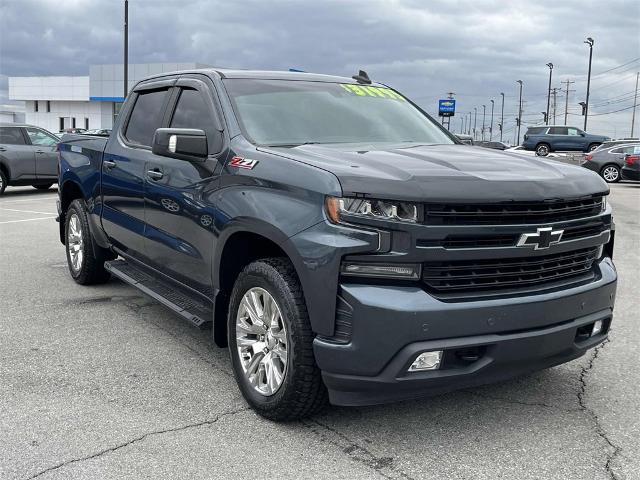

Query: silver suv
[0,123,59,195]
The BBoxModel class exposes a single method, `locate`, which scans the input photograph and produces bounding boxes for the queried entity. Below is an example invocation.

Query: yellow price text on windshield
[339,84,406,101]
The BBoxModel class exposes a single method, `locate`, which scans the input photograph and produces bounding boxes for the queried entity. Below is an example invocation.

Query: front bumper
[314,258,617,406]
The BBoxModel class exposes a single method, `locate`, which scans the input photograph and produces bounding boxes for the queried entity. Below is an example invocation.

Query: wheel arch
[212,221,310,347]
[58,180,85,243]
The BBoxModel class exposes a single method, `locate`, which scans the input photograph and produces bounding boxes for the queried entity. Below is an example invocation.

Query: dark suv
[522,126,609,156]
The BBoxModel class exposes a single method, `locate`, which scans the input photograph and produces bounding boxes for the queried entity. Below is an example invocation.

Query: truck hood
[259,143,608,202]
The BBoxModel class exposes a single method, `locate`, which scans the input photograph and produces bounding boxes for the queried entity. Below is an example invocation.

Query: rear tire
[588,143,601,152]
[0,170,7,195]
[600,164,621,183]
[33,183,54,190]
[228,257,327,421]
[65,199,112,285]
[535,143,551,156]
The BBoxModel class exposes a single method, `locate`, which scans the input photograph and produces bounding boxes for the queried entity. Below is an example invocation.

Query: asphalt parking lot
[1,183,638,480]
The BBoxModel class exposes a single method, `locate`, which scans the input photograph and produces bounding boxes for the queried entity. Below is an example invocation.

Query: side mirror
[152,128,208,161]
[580,132,586,137]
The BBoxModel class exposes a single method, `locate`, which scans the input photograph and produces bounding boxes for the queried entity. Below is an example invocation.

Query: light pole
[481,104,486,141]
[500,92,505,142]
[468,112,472,134]
[124,0,129,99]
[489,99,495,141]
[545,63,553,125]
[516,80,523,145]
[473,107,477,140]
[583,37,594,130]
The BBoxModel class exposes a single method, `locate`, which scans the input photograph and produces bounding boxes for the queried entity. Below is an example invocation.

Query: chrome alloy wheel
[236,287,288,396]
[602,166,619,182]
[67,213,84,272]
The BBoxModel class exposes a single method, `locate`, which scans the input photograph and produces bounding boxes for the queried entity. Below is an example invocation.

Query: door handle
[103,160,117,169]
[35,150,45,154]
[147,169,164,180]
[0,146,7,151]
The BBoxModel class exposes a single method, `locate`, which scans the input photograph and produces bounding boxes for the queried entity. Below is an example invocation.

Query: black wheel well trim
[0,161,10,181]
[59,180,86,243]
[212,221,311,347]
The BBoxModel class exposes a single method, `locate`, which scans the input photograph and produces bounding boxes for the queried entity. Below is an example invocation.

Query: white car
[505,146,561,158]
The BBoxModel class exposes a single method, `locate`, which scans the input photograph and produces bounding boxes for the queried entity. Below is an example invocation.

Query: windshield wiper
[264,142,322,148]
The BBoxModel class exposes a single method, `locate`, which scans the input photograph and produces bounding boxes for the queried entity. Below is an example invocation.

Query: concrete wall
[23,100,113,133]
[8,77,89,101]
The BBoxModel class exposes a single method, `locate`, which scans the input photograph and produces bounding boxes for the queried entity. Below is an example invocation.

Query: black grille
[424,196,603,225]
[423,247,599,294]
[416,222,607,249]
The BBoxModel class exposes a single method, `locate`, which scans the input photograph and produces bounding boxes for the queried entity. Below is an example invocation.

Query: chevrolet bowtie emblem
[517,227,564,250]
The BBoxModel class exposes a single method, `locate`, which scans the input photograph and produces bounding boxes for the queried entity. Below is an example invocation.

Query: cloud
[0,0,638,138]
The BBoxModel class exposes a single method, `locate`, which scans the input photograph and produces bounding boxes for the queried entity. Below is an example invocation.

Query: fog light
[592,320,603,336]
[408,351,442,372]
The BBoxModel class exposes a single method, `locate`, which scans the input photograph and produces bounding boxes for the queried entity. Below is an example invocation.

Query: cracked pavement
[1,184,638,480]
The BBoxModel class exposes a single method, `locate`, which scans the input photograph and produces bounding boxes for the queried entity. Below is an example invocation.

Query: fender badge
[229,156,259,170]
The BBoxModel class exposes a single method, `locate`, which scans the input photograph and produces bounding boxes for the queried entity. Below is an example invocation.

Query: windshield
[223,79,456,147]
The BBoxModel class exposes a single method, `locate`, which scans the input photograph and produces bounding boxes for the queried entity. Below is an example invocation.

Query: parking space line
[0,207,56,215]
[0,216,57,224]
[0,196,58,204]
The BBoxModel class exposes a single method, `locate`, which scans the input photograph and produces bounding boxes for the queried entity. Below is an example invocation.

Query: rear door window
[0,127,26,145]
[548,127,567,135]
[25,128,59,146]
[125,88,170,146]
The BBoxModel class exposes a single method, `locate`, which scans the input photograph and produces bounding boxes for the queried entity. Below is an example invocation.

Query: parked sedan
[0,123,59,194]
[621,151,640,181]
[581,143,640,183]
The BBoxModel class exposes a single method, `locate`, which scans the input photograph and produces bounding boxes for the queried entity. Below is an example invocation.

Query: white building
[8,63,209,133]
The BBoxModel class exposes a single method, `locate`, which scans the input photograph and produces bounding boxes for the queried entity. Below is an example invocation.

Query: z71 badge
[229,156,259,170]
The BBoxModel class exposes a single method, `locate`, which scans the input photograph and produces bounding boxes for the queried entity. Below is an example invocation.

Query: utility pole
[562,79,575,125]
[551,87,559,124]
[489,99,494,141]
[473,107,477,140]
[516,80,523,145]
[631,72,639,137]
[583,37,594,130]
[460,117,464,133]
[124,0,129,99]
[500,92,505,142]
[545,63,553,125]
[481,104,486,141]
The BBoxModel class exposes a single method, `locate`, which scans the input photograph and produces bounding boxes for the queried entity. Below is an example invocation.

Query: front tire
[535,143,550,156]
[600,164,621,183]
[0,169,7,195]
[65,199,112,285]
[588,143,601,152]
[228,258,327,421]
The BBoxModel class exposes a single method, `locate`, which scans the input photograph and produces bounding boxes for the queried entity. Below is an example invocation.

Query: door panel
[24,128,59,179]
[143,78,226,293]
[101,82,175,258]
[0,127,35,181]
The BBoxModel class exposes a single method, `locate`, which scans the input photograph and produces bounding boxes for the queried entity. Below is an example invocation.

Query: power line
[568,104,636,116]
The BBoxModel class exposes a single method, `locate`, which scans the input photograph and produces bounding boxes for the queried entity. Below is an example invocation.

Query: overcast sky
[1,0,639,139]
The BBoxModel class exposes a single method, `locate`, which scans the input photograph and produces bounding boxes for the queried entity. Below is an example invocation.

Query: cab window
[125,88,170,147]
[170,88,217,149]
[25,128,58,146]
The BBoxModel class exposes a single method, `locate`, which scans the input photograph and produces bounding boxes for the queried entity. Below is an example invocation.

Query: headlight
[325,196,419,223]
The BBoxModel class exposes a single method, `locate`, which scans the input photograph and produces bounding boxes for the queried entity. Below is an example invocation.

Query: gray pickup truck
[57,69,617,420]
[0,123,59,194]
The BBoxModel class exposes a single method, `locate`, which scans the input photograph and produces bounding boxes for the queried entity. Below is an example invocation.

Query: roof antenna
[352,70,372,84]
